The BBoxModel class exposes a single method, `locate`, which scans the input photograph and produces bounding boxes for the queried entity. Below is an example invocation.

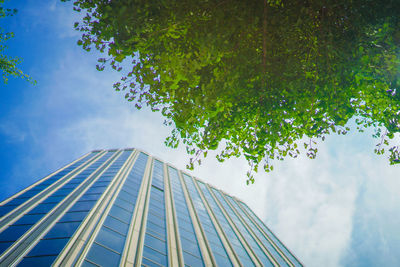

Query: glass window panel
[213,253,233,267]
[150,186,163,194]
[17,255,57,266]
[85,187,106,195]
[177,217,192,228]
[146,229,165,241]
[85,242,121,266]
[142,245,167,266]
[142,257,163,267]
[69,179,84,184]
[149,203,164,214]
[197,214,210,223]
[126,178,141,185]
[45,222,80,239]
[122,183,137,192]
[26,238,69,256]
[146,221,166,235]
[240,257,256,267]
[228,237,241,247]
[149,198,163,208]
[104,216,129,235]
[152,182,163,191]
[13,214,43,225]
[151,198,164,207]
[182,246,202,260]
[175,202,187,211]
[148,207,164,219]
[95,226,125,252]
[174,196,186,202]
[18,190,40,198]
[147,211,163,223]
[0,206,15,217]
[74,174,89,179]
[208,242,228,257]
[101,172,114,177]
[69,201,96,212]
[177,215,190,224]
[151,187,164,195]
[178,215,192,224]
[179,222,195,234]
[183,251,204,267]
[0,241,13,254]
[149,194,163,203]
[180,236,201,255]
[179,229,195,244]
[0,224,31,242]
[52,188,73,197]
[42,195,65,204]
[118,190,134,202]
[5,197,28,206]
[175,209,189,218]
[109,205,131,223]
[79,194,101,201]
[40,180,56,186]
[93,181,110,187]
[144,234,166,253]
[177,214,191,223]
[59,211,88,222]
[174,204,187,211]
[114,198,134,212]
[81,259,100,267]
[95,177,111,183]
[62,183,78,189]
[28,203,57,214]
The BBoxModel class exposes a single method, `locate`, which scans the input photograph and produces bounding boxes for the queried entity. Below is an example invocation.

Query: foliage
[65,0,400,183]
[0,0,34,84]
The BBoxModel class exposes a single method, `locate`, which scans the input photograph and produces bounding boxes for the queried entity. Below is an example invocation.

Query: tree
[0,0,34,84]
[65,0,400,183]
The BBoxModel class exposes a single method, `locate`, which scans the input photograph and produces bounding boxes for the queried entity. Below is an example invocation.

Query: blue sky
[1,1,400,266]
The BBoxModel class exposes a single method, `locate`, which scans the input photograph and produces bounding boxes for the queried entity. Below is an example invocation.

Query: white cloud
[20,0,81,39]
[0,122,27,143]
[244,145,359,267]
[340,155,400,266]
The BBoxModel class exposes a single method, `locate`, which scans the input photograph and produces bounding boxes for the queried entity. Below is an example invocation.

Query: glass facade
[83,152,148,267]
[182,174,233,267]
[0,151,114,256]
[19,150,130,266]
[196,181,255,266]
[141,160,168,267]
[239,201,302,266]
[226,195,289,266]
[212,187,275,266]
[0,151,99,218]
[168,167,204,267]
[0,148,302,267]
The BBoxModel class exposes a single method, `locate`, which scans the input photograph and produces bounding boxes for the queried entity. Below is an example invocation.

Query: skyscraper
[0,148,302,266]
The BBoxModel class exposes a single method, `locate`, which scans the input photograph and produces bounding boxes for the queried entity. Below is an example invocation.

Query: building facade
[0,148,302,266]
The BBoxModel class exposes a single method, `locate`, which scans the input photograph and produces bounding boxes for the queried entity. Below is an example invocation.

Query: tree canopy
[0,0,34,84]
[66,0,400,182]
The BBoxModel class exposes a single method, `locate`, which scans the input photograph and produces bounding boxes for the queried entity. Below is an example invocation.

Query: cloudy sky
[1,1,399,266]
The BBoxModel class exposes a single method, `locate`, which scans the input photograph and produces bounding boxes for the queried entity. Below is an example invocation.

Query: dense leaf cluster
[66,0,400,182]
